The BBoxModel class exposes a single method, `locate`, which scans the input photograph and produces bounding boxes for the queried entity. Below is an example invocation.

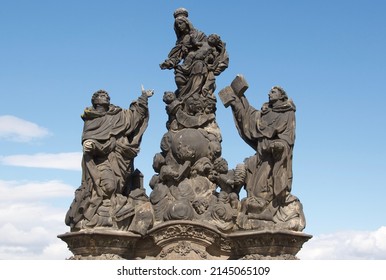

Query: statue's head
[173,7,188,19]
[91,90,110,108]
[269,86,288,103]
[174,16,191,33]
[163,91,176,104]
[207,34,221,47]
[214,157,229,174]
[173,9,193,37]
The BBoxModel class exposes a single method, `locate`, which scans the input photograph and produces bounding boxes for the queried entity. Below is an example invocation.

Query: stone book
[219,74,249,107]
[231,74,249,96]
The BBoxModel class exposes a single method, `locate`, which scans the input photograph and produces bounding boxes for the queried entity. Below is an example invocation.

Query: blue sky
[1,0,386,259]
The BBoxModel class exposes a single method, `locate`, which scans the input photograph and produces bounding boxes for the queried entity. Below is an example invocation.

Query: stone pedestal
[147,221,229,260]
[58,230,141,260]
[58,221,312,260]
[228,229,312,260]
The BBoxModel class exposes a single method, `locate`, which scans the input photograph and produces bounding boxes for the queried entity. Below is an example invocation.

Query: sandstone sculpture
[59,7,311,260]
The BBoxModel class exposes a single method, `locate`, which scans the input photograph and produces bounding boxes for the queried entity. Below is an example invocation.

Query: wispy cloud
[0,180,74,202]
[298,227,386,259]
[0,115,51,142]
[0,152,82,171]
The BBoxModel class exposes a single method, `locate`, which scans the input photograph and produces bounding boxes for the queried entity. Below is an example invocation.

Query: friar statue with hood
[65,88,154,235]
[220,77,305,231]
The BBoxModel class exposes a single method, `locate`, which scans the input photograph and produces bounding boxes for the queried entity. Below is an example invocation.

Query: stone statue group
[65,8,306,237]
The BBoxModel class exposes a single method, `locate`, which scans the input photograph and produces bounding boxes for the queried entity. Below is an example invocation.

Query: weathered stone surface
[228,229,312,259]
[64,89,154,235]
[59,221,311,260]
[58,229,141,259]
[59,7,312,260]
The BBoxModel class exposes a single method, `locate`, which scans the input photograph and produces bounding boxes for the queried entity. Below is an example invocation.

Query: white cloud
[0,115,51,142]
[1,180,385,260]
[0,180,74,202]
[298,227,386,260]
[0,201,66,228]
[0,152,82,171]
[0,202,72,260]
[40,241,70,260]
[0,223,51,246]
[0,180,74,259]
[0,241,71,260]
[0,225,71,260]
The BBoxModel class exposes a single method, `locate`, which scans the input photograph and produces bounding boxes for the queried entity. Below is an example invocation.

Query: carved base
[57,229,141,260]
[58,221,312,260]
[228,229,312,259]
[147,221,229,260]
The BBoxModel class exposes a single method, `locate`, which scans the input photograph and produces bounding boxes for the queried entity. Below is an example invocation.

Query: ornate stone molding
[148,221,227,259]
[59,222,312,260]
[229,230,312,259]
[158,241,208,260]
[149,221,220,245]
[58,229,141,260]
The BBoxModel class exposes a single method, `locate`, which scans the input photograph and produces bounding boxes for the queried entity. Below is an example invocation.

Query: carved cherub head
[207,34,221,48]
[192,198,209,215]
[213,157,229,174]
[163,91,176,104]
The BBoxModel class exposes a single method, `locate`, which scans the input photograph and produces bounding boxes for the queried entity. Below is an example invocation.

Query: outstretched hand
[141,85,154,97]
